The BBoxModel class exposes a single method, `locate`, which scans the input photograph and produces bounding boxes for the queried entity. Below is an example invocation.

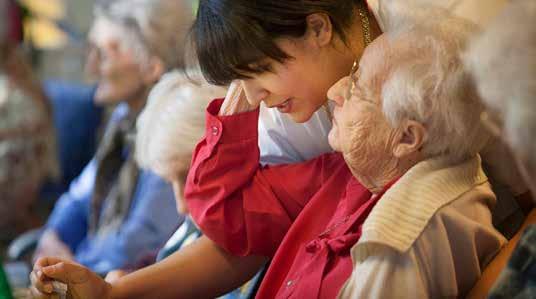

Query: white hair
[377,5,490,164]
[93,0,195,69]
[464,0,536,174]
[136,71,226,180]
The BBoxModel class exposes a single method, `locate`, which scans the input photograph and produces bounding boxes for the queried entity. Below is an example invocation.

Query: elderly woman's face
[86,18,147,105]
[327,37,402,179]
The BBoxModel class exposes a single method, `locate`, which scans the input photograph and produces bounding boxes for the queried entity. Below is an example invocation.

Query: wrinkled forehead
[357,32,417,91]
[355,35,396,91]
[88,16,136,50]
[89,17,122,45]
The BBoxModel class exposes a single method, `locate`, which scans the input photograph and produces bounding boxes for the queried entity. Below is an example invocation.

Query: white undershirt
[258,102,334,165]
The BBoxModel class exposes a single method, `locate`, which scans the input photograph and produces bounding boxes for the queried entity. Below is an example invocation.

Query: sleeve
[46,160,97,251]
[184,99,336,257]
[77,170,181,273]
[337,246,429,299]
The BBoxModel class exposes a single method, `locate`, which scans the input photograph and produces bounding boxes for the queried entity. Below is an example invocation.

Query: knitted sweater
[338,155,506,298]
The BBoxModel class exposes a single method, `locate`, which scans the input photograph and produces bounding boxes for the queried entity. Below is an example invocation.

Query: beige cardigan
[338,156,506,298]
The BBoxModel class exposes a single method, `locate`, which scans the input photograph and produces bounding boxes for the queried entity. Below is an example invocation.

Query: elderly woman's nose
[327,76,350,106]
[85,48,100,77]
[241,80,269,106]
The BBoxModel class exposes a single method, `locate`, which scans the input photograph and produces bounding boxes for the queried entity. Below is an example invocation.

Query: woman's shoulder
[419,180,501,244]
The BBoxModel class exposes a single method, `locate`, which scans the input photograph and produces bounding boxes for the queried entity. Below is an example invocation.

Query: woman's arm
[185,86,335,257]
[31,236,267,299]
[111,236,266,299]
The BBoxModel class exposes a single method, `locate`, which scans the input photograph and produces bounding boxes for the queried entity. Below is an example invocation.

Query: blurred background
[1,1,99,292]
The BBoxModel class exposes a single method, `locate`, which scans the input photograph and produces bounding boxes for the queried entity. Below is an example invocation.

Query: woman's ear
[304,13,333,48]
[142,56,165,85]
[393,120,427,158]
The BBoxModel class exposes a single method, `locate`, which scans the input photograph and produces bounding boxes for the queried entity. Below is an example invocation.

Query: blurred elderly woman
[464,0,536,297]
[184,9,505,298]
[102,70,225,282]
[0,0,57,238]
[136,71,226,214]
[34,0,193,274]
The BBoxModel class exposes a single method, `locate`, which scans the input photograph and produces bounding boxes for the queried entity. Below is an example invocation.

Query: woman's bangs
[193,7,290,86]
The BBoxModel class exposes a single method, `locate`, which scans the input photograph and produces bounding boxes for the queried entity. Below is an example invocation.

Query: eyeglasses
[345,2,372,102]
[345,59,359,101]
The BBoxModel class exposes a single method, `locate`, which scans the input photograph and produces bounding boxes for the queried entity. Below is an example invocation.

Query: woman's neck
[352,157,418,195]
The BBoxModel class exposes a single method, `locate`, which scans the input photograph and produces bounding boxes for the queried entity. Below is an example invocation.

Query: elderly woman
[33,0,193,274]
[135,72,226,213]
[183,10,505,299]
[0,0,57,238]
[464,0,536,297]
[136,72,264,298]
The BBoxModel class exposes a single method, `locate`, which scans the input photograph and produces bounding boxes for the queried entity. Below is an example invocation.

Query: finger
[42,262,89,284]
[225,80,244,102]
[34,257,66,270]
[30,270,54,294]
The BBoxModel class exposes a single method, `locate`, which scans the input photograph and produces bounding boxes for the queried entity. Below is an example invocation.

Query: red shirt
[185,99,386,298]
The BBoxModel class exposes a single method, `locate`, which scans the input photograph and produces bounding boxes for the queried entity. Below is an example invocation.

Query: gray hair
[136,71,226,180]
[377,5,490,164]
[94,0,195,69]
[464,0,536,177]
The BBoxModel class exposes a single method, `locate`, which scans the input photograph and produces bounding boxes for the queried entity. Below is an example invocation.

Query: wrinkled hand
[34,230,75,263]
[219,80,257,116]
[29,257,111,299]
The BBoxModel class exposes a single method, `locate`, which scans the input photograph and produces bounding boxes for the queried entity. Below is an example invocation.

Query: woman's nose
[241,80,269,106]
[327,76,350,107]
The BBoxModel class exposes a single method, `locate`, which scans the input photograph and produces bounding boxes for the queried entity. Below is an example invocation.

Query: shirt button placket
[211,126,219,136]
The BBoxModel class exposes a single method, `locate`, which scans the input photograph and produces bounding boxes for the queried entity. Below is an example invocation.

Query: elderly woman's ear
[392,119,426,159]
[142,56,166,86]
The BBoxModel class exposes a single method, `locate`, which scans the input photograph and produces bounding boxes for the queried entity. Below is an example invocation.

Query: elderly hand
[34,230,75,263]
[219,80,257,116]
[29,257,111,299]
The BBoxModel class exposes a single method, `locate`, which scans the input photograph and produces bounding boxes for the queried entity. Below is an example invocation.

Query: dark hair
[192,0,361,85]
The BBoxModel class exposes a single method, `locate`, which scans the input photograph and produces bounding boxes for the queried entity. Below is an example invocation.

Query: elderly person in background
[103,71,226,282]
[135,72,226,214]
[0,0,57,238]
[33,0,193,275]
[183,8,504,298]
[464,0,536,298]
[135,72,264,299]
